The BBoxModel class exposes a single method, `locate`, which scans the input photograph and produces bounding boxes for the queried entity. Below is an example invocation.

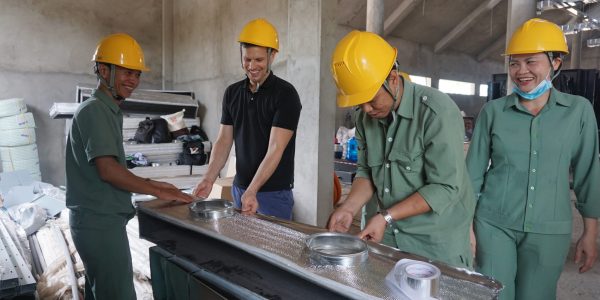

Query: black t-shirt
[221,72,302,191]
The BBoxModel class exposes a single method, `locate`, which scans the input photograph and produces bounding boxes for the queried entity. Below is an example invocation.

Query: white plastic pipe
[53,225,79,300]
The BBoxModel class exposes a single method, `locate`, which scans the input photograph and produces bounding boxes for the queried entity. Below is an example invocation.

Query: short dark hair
[240,42,278,53]
[93,62,111,74]
[241,42,262,49]
[550,52,565,60]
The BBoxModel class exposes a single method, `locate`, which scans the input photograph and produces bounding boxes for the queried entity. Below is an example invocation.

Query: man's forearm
[203,137,233,183]
[96,156,159,196]
[339,177,375,215]
[246,127,294,194]
[387,192,431,221]
[246,146,283,194]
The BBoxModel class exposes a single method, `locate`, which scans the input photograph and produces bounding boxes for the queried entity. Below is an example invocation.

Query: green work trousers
[70,210,136,300]
[474,217,571,300]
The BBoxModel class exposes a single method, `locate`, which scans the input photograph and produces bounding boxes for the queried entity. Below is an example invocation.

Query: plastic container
[346,137,358,162]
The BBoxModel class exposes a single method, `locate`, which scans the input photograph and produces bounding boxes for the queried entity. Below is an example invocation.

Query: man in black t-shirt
[193,18,302,220]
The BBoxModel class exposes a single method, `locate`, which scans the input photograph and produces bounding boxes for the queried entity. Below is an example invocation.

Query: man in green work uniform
[66,33,193,300]
[327,31,475,268]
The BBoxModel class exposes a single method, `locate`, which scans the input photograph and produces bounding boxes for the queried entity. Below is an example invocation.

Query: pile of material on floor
[0,170,155,299]
[0,208,36,298]
[0,98,41,181]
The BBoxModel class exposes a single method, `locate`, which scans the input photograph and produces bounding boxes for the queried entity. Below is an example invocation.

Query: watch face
[379,210,393,225]
[385,215,394,223]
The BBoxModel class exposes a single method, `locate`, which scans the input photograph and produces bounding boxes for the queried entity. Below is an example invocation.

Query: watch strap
[378,209,394,227]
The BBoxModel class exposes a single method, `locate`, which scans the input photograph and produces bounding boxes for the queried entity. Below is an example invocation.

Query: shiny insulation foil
[139,201,502,299]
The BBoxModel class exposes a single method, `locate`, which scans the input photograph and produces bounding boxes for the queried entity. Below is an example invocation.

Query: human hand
[192,179,213,198]
[241,191,259,216]
[575,231,598,273]
[327,207,354,233]
[358,214,387,242]
[157,187,194,204]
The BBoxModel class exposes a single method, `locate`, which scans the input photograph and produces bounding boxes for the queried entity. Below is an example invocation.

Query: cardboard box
[208,176,234,202]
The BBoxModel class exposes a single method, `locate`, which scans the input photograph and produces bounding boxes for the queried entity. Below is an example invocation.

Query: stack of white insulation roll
[0,98,41,181]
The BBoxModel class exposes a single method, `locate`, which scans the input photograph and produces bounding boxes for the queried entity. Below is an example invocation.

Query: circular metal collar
[305,232,368,266]
[189,199,234,220]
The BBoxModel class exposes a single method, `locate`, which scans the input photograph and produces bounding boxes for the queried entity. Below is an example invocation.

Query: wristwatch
[378,209,394,227]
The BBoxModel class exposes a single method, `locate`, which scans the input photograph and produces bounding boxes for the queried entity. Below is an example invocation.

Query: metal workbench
[138,200,502,299]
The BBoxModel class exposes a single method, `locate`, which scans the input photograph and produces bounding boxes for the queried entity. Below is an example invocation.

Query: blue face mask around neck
[512,73,553,101]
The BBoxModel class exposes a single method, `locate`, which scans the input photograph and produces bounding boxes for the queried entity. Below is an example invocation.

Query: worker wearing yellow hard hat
[67,33,193,300]
[193,19,302,220]
[237,18,279,85]
[327,30,476,269]
[91,33,149,100]
[467,18,600,300]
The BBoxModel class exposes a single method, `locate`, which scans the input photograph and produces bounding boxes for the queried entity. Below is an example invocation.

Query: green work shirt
[356,80,476,264]
[66,89,134,216]
[466,88,600,234]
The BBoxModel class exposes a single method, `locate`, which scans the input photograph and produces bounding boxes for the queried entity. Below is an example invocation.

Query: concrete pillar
[366,0,385,35]
[431,74,439,89]
[570,32,581,70]
[287,0,337,226]
[162,0,173,90]
[505,0,536,93]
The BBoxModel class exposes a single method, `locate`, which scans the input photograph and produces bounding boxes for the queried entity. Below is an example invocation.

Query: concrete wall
[0,0,163,186]
[286,0,338,226]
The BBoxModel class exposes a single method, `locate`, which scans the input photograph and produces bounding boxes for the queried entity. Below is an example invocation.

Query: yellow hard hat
[92,33,149,71]
[238,19,279,51]
[505,18,569,55]
[331,31,397,108]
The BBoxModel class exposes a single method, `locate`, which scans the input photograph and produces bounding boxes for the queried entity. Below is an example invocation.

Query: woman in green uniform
[466,18,600,300]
